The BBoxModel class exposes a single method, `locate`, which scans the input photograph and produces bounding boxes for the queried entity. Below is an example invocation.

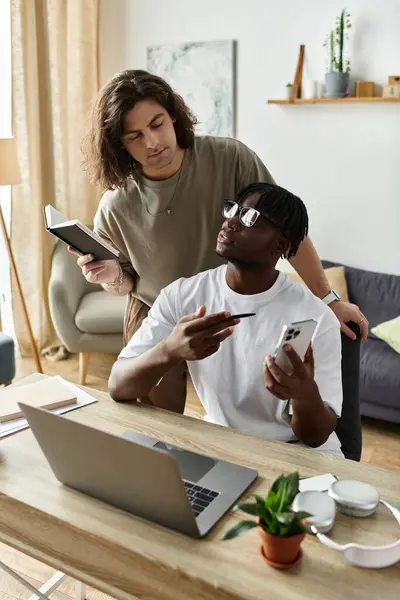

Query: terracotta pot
[258,527,305,568]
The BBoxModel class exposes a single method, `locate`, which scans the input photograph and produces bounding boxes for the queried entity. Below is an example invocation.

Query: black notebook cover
[43,205,119,261]
[48,223,119,261]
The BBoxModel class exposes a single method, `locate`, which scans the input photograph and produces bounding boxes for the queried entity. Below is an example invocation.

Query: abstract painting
[147,40,236,137]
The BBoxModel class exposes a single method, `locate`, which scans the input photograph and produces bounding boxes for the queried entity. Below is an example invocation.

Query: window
[0,0,16,341]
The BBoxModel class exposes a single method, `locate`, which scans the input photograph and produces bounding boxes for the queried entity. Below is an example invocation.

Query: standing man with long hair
[69,69,368,410]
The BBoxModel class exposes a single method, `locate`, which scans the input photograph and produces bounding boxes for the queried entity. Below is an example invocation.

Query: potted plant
[323,8,352,97]
[285,82,293,100]
[223,472,310,569]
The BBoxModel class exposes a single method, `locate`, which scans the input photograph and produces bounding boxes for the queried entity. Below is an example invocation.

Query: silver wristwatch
[321,289,341,305]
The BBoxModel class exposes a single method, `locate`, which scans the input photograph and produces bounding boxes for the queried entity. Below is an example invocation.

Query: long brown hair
[82,70,197,190]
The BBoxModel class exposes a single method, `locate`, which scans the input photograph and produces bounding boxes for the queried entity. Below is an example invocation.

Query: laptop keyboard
[183,481,219,517]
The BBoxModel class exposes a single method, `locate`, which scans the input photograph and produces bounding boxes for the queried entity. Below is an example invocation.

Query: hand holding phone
[272,319,317,375]
[264,320,318,402]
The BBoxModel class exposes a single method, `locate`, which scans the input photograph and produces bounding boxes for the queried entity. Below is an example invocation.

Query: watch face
[333,289,341,300]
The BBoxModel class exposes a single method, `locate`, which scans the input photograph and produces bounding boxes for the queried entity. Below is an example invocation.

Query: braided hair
[236,183,309,258]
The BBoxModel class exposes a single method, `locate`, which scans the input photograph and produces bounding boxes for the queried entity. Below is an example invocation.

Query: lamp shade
[0,138,21,185]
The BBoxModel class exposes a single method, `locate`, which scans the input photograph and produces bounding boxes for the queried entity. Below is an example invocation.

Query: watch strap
[321,289,341,305]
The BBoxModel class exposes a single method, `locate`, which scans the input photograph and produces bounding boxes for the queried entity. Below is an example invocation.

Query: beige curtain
[11,0,100,356]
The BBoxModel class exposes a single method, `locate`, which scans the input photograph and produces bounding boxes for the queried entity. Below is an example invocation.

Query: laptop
[18,403,258,538]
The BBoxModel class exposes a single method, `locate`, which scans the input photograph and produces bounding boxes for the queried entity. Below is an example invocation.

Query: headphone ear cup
[292,491,335,533]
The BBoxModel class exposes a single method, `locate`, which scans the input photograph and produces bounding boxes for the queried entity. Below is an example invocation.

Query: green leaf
[261,517,279,536]
[254,494,266,505]
[285,472,299,506]
[254,495,267,521]
[236,502,259,516]
[276,512,296,526]
[253,472,315,536]
[223,520,258,541]
[266,488,279,511]
[276,484,286,510]
[271,522,280,535]
[271,474,286,493]
[263,505,274,524]
[276,482,284,500]
[295,511,312,520]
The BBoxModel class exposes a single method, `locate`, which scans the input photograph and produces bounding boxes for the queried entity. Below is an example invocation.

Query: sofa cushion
[286,266,349,302]
[371,315,400,354]
[360,338,400,410]
[75,291,126,334]
[322,260,400,333]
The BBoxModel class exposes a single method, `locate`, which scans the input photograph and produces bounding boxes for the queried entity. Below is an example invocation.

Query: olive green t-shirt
[93,136,275,307]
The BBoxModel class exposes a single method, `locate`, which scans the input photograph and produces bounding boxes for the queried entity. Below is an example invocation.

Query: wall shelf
[267,97,400,105]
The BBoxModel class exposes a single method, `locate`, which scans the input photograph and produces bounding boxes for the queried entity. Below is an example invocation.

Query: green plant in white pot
[323,8,351,98]
[285,82,293,100]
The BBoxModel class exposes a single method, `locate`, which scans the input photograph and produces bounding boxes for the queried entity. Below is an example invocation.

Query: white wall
[100,0,400,275]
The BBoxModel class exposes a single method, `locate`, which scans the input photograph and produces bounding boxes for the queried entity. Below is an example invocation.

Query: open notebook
[0,377,77,423]
[44,205,120,261]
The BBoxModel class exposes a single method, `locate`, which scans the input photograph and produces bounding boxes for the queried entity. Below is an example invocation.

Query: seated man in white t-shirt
[109,182,343,456]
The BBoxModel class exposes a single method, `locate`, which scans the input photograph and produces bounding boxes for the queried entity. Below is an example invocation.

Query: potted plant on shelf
[223,472,310,569]
[323,8,352,98]
[285,82,293,100]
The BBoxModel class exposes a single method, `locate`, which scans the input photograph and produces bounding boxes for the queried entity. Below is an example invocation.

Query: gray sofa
[49,242,126,384]
[323,260,400,424]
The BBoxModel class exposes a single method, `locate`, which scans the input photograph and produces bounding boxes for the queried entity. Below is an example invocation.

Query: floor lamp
[0,138,43,373]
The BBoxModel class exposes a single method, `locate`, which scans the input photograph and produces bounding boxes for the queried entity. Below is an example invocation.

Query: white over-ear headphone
[293,480,400,568]
[313,499,400,568]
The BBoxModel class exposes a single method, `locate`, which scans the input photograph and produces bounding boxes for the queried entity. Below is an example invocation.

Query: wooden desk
[0,383,399,600]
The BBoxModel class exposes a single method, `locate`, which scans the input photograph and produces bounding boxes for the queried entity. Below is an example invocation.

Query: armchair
[48,242,125,383]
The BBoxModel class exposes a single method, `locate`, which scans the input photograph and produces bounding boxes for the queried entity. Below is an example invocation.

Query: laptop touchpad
[154,442,216,483]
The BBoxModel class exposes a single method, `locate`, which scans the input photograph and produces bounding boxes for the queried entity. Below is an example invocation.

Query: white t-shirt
[120,266,343,456]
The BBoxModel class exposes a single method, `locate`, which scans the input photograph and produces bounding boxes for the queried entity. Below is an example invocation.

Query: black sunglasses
[223,200,274,228]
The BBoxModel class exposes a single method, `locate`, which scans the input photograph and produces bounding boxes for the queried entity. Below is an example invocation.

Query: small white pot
[303,80,318,99]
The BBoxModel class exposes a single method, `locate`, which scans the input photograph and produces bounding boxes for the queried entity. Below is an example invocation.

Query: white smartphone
[299,473,338,493]
[272,319,318,375]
